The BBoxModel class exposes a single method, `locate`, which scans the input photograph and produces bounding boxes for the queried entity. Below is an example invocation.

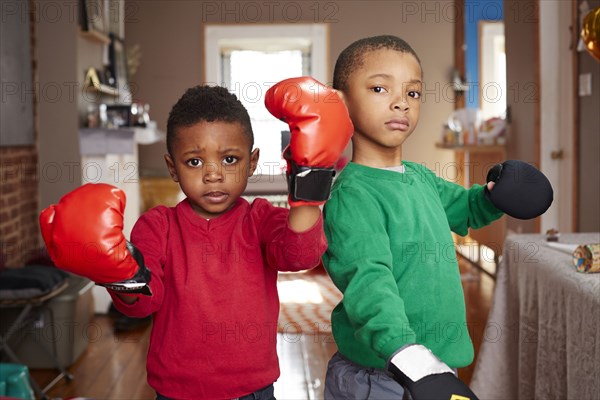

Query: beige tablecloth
[470,233,600,400]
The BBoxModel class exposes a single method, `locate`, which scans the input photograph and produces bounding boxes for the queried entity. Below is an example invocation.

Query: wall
[503,0,538,234]
[125,0,456,179]
[0,0,38,267]
[0,147,39,267]
[578,0,600,232]
[36,2,81,212]
[1,0,34,146]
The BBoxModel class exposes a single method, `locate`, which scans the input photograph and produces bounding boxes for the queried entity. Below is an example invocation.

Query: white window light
[204,24,328,194]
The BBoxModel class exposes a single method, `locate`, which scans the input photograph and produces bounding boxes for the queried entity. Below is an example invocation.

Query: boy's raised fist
[265,77,353,207]
[39,183,151,295]
[485,160,553,220]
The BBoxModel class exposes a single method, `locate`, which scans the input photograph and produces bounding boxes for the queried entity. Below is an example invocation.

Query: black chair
[0,265,73,399]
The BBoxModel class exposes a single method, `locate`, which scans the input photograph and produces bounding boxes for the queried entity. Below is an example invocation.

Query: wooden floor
[29,255,494,399]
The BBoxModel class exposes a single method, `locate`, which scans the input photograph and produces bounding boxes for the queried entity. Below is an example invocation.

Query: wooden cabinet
[438,144,507,264]
[140,177,184,212]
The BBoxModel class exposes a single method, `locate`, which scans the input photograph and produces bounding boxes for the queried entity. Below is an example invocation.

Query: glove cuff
[97,241,152,296]
[387,344,454,383]
[287,159,335,205]
[98,267,152,295]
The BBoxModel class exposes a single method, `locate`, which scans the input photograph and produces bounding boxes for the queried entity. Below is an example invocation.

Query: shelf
[79,29,110,45]
[79,126,164,150]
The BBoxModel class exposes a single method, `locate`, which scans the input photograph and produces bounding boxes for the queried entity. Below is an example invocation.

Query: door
[538,0,575,233]
[503,0,575,234]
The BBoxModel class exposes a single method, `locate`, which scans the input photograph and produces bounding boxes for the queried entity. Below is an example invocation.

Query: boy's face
[341,49,422,165]
[164,121,259,219]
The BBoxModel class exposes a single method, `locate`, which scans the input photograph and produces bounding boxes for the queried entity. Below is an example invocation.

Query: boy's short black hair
[333,35,422,91]
[166,85,254,155]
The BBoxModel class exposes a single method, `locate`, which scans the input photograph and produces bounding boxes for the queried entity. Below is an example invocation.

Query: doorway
[479,21,506,120]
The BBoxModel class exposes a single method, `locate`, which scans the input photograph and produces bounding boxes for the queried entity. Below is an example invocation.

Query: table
[470,233,600,399]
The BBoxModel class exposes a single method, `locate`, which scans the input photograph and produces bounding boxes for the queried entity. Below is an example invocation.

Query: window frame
[204,24,328,194]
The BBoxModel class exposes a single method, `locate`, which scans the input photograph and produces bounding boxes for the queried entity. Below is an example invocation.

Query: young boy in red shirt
[40,81,353,399]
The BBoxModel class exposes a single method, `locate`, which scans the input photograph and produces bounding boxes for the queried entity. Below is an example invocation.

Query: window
[479,21,506,120]
[226,49,304,171]
[204,24,327,193]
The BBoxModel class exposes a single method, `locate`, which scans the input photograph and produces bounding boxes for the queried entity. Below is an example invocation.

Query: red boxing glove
[39,183,151,295]
[265,77,354,207]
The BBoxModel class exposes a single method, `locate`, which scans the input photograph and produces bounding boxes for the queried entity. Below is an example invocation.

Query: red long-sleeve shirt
[109,198,326,399]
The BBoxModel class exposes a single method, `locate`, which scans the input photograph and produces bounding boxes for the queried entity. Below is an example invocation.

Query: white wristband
[389,344,454,382]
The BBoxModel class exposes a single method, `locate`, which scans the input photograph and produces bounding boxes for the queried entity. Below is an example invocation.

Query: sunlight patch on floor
[278,279,324,304]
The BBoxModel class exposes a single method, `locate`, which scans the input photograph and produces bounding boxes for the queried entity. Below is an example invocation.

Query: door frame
[538,0,575,233]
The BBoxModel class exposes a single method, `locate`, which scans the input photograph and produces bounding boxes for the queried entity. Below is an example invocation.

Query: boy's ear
[248,148,260,176]
[164,154,179,182]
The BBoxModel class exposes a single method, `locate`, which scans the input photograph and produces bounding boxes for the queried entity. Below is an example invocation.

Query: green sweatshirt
[322,161,503,369]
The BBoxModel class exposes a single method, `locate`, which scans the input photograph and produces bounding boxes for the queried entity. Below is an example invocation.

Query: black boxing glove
[484,160,553,220]
[387,344,479,400]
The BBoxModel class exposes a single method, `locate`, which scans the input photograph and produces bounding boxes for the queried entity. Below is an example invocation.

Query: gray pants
[324,352,410,400]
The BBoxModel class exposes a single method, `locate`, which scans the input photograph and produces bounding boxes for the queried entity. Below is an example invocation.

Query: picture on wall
[108,34,128,91]
[82,0,106,33]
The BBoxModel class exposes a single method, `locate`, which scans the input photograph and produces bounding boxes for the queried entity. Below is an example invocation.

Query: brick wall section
[1,1,39,268]
[0,147,39,267]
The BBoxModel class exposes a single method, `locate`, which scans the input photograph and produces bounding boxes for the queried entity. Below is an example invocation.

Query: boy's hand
[265,77,353,207]
[387,344,479,400]
[484,160,553,219]
[39,183,152,296]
